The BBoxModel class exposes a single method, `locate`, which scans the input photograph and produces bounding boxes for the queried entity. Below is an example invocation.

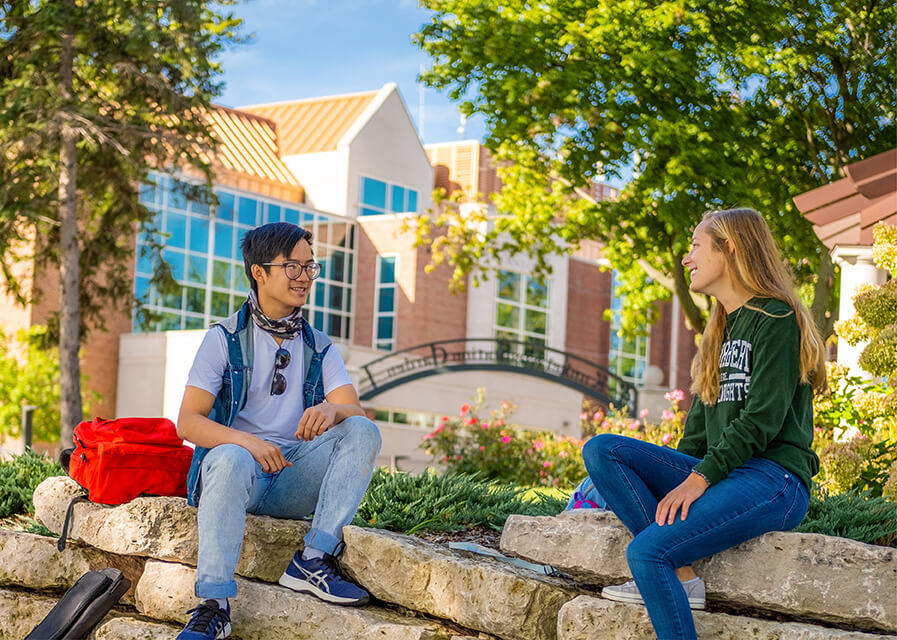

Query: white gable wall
[282,149,349,216]
[344,87,434,219]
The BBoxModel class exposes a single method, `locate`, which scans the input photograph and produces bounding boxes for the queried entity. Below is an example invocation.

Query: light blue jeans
[582,434,809,640]
[194,416,381,599]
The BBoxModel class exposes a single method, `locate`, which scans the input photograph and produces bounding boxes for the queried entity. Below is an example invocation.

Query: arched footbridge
[357,338,638,416]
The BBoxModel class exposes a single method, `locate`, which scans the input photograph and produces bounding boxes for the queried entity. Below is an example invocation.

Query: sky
[216,0,487,146]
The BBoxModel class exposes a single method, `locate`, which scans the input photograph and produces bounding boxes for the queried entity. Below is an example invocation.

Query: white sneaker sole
[601,586,705,610]
[278,572,369,607]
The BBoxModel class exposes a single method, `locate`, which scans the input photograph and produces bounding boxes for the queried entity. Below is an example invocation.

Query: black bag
[25,568,131,640]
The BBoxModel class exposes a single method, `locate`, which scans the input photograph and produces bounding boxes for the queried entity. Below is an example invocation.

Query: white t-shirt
[186,322,352,445]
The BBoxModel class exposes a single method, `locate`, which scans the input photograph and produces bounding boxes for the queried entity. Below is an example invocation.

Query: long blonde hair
[690,208,828,404]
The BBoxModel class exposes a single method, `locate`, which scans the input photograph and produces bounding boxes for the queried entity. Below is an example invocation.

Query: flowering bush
[421,389,586,487]
[813,361,897,498]
[579,389,687,448]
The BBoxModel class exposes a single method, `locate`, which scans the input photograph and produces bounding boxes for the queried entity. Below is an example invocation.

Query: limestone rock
[0,530,144,603]
[135,559,452,640]
[501,510,897,633]
[92,616,181,640]
[341,525,581,640]
[0,589,55,640]
[557,595,897,640]
[33,475,307,582]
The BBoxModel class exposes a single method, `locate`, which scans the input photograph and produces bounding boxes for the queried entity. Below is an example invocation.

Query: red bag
[67,417,194,505]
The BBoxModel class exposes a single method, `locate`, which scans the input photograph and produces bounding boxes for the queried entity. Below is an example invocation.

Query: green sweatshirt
[677,297,819,492]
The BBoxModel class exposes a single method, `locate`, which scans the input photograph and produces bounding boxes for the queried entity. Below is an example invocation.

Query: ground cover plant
[0,448,64,536]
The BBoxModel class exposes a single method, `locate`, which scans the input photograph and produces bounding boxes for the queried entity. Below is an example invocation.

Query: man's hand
[242,434,292,473]
[655,472,709,526]
[295,403,340,441]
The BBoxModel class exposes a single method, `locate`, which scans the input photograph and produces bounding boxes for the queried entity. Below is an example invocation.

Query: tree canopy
[0,0,242,444]
[413,0,896,336]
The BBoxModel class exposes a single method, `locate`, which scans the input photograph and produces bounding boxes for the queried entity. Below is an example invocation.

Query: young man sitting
[175,222,381,639]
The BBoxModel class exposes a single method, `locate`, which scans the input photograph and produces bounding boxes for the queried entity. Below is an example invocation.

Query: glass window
[374,254,398,351]
[212,260,230,289]
[210,291,230,317]
[391,185,405,212]
[237,197,257,227]
[139,182,155,205]
[267,204,281,223]
[189,217,210,253]
[494,269,549,356]
[608,270,649,386]
[284,208,299,225]
[187,255,207,284]
[185,287,205,314]
[165,213,187,248]
[213,223,233,259]
[362,177,387,209]
[216,191,235,221]
[378,288,394,313]
[168,182,187,211]
[379,256,396,284]
[407,190,418,213]
[164,249,185,281]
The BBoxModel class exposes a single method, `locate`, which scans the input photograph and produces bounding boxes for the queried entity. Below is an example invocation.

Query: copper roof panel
[846,148,897,183]
[241,92,378,155]
[792,177,855,213]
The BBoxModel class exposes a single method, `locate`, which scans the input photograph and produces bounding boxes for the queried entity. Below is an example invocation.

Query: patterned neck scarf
[247,290,304,340]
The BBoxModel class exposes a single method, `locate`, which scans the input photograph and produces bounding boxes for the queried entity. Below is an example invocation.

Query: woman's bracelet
[691,469,710,485]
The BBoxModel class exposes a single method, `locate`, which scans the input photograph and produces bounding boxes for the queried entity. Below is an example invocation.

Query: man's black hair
[241,222,313,293]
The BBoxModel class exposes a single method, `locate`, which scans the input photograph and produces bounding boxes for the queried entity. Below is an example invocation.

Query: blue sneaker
[278,551,370,606]
[176,600,231,639]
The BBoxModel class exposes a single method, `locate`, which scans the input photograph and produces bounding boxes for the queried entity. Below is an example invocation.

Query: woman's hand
[656,472,710,525]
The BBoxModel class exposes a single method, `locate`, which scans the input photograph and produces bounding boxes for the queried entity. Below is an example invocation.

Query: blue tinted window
[164,249,185,281]
[331,251,345,281]
[329,286,343,309]
[312,310,324,331]
[214,223,233,259]
[362,177,387,209]
[360,208,381,217]
[190,197,210,216]
[215,191,234,220]
[302,211,315,226]
[379,257,396,283]
[377,317,393,340]
[135,276,151,302]
[314,283,325,307]
[187,255,207,284]
[212,260,230,288]
[267,204,281,223]
[184,316,205,329]
[231,264,248,290]
[284,208,299,225]
[189,217,210,253]
[139,182,155,205]
[391,185,405,212]
[378,288,394,313]
[165,213,187,248]
[235,227,248,258]
[407,190,418,213]
[168,182,187,211]
[136,245,153,276]
[238,197,257,226]
[328,313,341,337]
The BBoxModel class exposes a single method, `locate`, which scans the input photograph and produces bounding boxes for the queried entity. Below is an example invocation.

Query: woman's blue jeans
[194,416,381,599]
[582,434,809,640]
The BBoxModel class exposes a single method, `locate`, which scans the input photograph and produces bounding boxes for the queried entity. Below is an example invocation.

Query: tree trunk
[811,249,836,339]
[671,255,707,334]
[58,3,81,448]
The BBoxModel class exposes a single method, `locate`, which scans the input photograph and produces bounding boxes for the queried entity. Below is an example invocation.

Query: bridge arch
[357,338,638,416]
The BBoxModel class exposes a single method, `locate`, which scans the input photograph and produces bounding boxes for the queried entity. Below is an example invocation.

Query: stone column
[832,245,887,377]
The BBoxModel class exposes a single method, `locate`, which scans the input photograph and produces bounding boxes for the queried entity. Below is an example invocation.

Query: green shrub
[796,490,897,547]
[353,468,566,534]
[0,449,65,519]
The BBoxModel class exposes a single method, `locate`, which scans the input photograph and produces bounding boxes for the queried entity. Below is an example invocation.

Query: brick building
[2,83,697,467]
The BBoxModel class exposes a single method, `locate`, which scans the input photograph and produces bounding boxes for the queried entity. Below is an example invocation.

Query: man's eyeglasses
[262,261,322,281]
[270,347,291,396]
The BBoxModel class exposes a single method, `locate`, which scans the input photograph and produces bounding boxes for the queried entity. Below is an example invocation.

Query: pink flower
[481,421,490,429]
[479,445,486,451]
[500,430,507,436]
[592,410,604,421]
[501,436,511,444]
[460,403,471,415]
[664,389,685,403]
[580,412,589,421]
[495,419,505,426]
[543,461,552,468]
[455,454,463,460]
[501,401,511,411]
[601,420,611,430]
[662,409,675,422]
[628,420,640,430]
[465,417,478,426]
[558,450,568,458]
[662,432,673,445]
[534,441,545,450]
[435,425,443,434]
[639,408,649,418]
[442,456,448,462]
[441,416,449,422]
[423,433,433,440]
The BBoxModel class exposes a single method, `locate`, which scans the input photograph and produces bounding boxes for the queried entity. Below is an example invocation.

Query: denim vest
[185,301,333,506]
